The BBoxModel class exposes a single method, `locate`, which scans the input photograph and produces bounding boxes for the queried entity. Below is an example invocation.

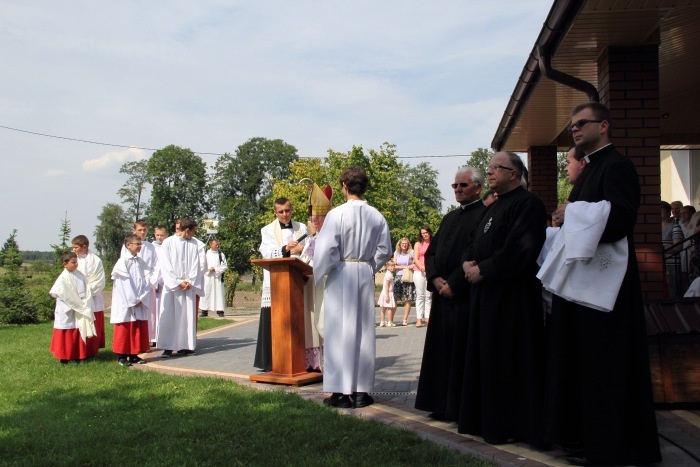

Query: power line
[0,124,470,159]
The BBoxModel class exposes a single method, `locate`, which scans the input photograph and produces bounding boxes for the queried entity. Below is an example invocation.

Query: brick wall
[598,44,663,299]
[528,145,558,215]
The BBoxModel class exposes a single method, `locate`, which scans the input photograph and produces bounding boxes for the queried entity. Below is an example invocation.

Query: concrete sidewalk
[141,309,700,466]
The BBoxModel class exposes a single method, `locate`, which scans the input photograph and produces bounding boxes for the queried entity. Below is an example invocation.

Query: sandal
[402,320,408,326]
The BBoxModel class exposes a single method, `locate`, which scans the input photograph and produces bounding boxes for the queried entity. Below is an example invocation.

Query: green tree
[212,138,299,212]
[0,229,23,268]
[556,150,573,204]
[0,233,37,324]
[557,177,573,205]
[211,138,299,277]
[146,145,210,229]
[406,162,443,212]
[94,203,130,264]
[464,147,493,176]
[556,150,568,180]
[0,269,38,324]
[276,143,443,249]
[50,213,72,268]
[118,159,150,221]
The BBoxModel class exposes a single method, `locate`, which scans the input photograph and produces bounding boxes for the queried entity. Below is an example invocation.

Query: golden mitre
[310,183,333,215]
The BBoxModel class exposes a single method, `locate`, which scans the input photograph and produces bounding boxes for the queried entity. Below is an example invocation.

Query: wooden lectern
[249,257,323,386]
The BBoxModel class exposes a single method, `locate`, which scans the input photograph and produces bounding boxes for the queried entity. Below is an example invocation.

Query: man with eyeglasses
[544,103,661,465]
[415,166,485,422]
[255,198,307,371]
[457,152,547,447]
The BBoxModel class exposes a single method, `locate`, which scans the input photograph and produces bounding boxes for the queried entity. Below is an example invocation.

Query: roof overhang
[492,0,700,152]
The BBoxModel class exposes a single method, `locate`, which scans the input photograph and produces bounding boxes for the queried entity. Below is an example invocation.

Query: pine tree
[50,212,72,268]
[0,229,23,268]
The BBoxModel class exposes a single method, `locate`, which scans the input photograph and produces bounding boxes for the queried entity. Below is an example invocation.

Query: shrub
[0,271,38,324]
[30,287,55,321]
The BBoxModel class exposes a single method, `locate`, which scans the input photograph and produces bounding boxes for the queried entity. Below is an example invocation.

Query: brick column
[527,145,558,215]
[598,44,663,300]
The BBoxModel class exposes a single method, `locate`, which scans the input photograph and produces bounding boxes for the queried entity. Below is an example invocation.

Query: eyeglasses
[568,118,602,133]
[451,182,471,189]
[487,164,515,172]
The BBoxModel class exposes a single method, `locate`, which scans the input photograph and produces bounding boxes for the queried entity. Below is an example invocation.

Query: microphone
[296,233,308,243]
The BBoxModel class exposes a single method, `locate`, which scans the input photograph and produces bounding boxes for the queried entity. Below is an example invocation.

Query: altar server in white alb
[156,218,204,358]
[200,239,227,318]
[110,234,153,366]
[151,225,169,342]
[313,166,392,409]
[71,235,106,354]
[121,220,160,344]
[49,252,97,364]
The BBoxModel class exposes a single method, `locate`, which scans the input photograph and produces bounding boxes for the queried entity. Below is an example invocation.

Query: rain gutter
[491,0,590,151]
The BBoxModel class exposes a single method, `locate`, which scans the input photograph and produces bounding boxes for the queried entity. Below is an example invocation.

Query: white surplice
[110,253,152,323]
[76,251,106,312]
[200,249,227,312]
[313,199,392,394]
[50,269,96,342]
[155,235,203,351]
[122,241,160,340]
[537,201,628,312]
[259,220,306,307]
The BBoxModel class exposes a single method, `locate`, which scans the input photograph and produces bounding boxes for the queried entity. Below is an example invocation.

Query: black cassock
[544,145,661,464]
[457,186,547,447]
[415,200,485,420]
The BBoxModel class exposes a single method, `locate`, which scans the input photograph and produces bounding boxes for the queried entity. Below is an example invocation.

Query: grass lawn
[0,322,490,466]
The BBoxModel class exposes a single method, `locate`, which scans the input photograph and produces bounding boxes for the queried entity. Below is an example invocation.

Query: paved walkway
[140,309,700,466]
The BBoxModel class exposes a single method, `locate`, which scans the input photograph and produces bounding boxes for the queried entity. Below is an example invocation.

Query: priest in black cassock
[458,151,547,447]
[545,103,661,465]
[414,166,485,421]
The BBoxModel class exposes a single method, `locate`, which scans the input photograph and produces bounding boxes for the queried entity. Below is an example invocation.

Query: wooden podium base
[250,371,323,387]
[250,257,320,388]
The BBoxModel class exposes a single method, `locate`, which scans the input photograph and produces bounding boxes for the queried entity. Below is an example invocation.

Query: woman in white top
[412,226,433,327]
[393,237,416,326]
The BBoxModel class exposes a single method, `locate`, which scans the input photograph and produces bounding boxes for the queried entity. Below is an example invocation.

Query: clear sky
[1,1,552,251]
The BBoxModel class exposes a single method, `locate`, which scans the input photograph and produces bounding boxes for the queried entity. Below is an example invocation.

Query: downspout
[536,44,599,103]
[491,0,589,151]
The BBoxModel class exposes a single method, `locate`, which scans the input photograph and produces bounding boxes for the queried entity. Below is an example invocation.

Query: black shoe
[161,350,173,358]
[323,393,353,408]
[199,310,208,317]
[60,359,69,365]
[352,392,374,408]
[565,455,602,466]
[117,357,132,367]
[484,437,515,445]
[562,441,584,455]
[428,411,446,420]
[129,356,146,365]
[177,349,195,355]
[217,311,224,317]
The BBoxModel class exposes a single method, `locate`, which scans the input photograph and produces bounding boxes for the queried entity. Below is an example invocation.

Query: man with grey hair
[415,166,486,421]
[458,152,547,447]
